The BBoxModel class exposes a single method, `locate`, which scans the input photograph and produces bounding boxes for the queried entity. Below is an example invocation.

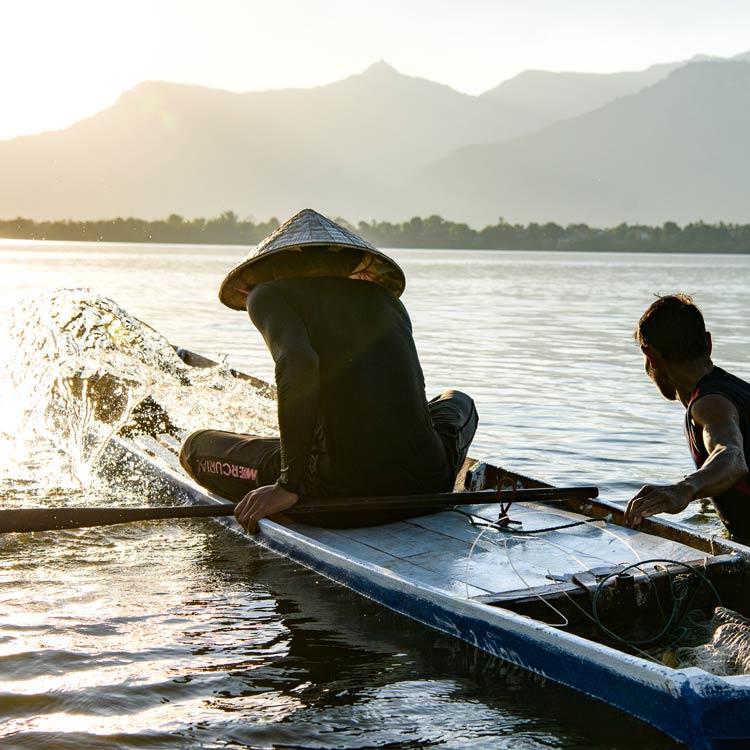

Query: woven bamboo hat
[219,208,406,310]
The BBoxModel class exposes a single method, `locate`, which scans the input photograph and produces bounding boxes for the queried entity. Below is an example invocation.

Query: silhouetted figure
[180,209,478,531]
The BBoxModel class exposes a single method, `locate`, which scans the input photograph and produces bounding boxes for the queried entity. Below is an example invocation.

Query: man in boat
[179,209,478,532]
[625,294,750,539]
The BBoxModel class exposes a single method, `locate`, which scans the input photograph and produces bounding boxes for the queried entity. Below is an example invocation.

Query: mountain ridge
[0,62,549,221]
[2,54,750,224]
[416,60,750,225]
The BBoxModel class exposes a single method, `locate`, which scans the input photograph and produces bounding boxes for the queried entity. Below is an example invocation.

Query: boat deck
[133,432,706,602]
[292,505,706,599]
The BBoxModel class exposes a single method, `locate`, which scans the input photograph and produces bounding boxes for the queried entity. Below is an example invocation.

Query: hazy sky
[2,0,749,140]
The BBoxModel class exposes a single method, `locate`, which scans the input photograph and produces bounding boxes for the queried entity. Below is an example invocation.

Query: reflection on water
[0,523,677,750]
[2,242,746,749]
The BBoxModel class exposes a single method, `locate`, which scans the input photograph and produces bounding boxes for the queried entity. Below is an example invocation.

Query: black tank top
[685,366,750,539]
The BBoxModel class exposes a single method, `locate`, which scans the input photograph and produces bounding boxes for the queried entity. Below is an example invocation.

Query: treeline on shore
[3,212,750,253]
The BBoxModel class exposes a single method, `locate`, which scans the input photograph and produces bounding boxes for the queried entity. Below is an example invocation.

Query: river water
[1,242,749,749]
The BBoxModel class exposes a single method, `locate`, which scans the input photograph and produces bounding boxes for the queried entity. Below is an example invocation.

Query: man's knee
[431,389,478,431]
[454,391,479,443]
[456,391,479,432]
[179,429,211,477]
[445,388,474,408]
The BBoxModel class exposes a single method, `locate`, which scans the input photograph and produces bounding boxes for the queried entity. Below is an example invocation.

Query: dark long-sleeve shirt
[247,277,451,498]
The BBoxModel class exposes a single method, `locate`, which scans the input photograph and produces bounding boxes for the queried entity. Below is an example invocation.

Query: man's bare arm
[625,395,748,527]
[682,394,749,498]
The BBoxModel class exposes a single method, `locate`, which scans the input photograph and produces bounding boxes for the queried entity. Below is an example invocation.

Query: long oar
[0,486,597,534]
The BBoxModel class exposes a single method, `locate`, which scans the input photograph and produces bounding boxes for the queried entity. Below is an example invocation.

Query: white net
[670,607,750,675]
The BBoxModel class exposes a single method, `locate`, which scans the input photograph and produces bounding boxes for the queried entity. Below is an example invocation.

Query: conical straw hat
[219,208,406,310]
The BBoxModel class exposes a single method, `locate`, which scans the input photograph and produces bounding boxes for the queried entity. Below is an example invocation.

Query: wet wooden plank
[297,525,491,596]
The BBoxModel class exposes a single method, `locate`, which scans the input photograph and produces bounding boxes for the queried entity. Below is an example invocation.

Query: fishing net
[669,607,750,675]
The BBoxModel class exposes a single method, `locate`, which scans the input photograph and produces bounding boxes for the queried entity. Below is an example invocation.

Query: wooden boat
[102,348,750,749]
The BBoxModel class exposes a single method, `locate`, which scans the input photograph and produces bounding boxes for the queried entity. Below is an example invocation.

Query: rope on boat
[495,474,519,527]
[460,511,601,625]
[453,507,604,534]
[462,517,565,625]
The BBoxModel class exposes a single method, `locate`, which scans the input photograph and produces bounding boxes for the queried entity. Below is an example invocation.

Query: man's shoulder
[248,278,322,305]
[690,367,750,427]
[720,368,750,390]
[706,366,750,385]
[691,392,741,425]
[701,368,750,404]
[246,280,283,310]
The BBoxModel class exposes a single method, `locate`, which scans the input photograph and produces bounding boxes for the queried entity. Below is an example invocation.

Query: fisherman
[625,294,750,539]
[180,209,478,532]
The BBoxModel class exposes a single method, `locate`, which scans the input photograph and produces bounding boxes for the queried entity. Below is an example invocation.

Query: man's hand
[624,483,692,527]
[234,483,299,533]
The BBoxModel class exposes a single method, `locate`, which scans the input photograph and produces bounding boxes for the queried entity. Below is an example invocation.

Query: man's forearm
[678,446,749,501]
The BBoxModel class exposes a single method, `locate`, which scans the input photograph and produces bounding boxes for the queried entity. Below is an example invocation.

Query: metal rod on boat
[0,486,597,534]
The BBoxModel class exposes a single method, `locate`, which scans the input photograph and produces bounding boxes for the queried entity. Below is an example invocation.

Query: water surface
[2,242,749,749]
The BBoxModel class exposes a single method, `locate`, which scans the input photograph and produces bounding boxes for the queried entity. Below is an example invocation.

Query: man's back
[248,277,451,497]
[185,207,477,532]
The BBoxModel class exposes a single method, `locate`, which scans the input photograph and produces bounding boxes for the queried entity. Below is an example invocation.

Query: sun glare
[4,0,750,140]
[0,2,158,139]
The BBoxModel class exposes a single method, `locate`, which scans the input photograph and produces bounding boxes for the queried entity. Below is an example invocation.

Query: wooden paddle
[0,486,597,534]
[173,346,275,396]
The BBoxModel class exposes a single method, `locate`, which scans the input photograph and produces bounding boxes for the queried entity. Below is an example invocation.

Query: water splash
[0,289,277,495]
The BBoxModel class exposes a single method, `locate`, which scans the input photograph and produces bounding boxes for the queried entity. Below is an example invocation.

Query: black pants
[179,389,478,504]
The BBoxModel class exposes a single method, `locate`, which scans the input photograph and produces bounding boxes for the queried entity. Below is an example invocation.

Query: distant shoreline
[2,213,750,254]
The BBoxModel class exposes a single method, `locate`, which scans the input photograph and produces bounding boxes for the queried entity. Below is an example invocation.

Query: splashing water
[0,289,277,497]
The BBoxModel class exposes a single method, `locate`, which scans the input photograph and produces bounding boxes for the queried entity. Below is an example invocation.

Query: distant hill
[479,53,750,122]
[0,62,548,222]
[479,61,686,121]
[415,61,750,226]
[3,56,750,226]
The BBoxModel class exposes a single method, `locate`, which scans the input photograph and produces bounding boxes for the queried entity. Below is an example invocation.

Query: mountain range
[418,60,750,225]
[1,51,749,226]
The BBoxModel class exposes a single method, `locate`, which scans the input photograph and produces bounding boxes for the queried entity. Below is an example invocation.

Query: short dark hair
[635,294,709,362]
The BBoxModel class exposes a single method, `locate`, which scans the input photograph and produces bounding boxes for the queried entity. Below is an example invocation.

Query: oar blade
[0,505,235,534]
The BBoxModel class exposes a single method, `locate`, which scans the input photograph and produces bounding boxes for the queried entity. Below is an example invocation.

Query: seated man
[180,209,478,532]
[625,294,750,540]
